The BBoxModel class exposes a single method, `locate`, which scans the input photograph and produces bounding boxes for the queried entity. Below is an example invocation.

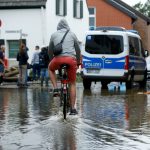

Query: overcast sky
[121,0,147,6]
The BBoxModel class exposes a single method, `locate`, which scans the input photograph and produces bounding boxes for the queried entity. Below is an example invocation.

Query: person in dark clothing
[16,43,29,87]
[39,46,50,87]
[0,45,5,85]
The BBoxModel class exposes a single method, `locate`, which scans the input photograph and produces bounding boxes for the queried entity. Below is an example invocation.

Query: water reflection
[125,90,148,132]
[0,84,150,149]
[31,89,53,120]
[82,87,148,131]
[18,89,29,126]
[82,88,127,128]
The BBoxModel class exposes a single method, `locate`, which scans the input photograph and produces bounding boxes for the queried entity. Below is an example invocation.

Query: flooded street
[0,83,150,150]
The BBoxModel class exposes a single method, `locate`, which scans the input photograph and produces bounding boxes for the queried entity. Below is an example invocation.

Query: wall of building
[133,17,150,51]
[0,9,44,66]
[148,25,150,52]
[0,0,89,67]
[45,0,89,44]
[87,0,133,29]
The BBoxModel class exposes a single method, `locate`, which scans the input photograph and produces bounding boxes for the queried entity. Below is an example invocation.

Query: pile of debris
[4,66,19,82]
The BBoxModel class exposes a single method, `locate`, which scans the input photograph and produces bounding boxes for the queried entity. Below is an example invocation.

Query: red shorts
[49,56,77,83]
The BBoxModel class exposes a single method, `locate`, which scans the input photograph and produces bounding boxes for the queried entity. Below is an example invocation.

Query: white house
[0,0,89,67]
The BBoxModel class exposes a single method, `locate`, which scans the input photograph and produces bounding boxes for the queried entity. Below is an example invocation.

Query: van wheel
[139,71,147,88]
[126,75,134,89]
[101,81,108,89]
[83,79,91,89]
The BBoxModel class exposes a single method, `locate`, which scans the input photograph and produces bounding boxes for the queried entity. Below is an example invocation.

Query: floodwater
[0,83,150,150]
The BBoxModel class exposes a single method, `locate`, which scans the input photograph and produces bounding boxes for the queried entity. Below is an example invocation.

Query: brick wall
[87,0,133,29]
[87,0,150,51]
[133,17,149,51]
[148,26,150,52]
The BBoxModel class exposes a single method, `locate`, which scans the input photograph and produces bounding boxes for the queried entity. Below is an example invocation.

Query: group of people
[31,45,50,87]
[3,19,81,115]
[17,44,50,87]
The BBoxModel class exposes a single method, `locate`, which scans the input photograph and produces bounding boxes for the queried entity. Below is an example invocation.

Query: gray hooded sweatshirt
[48,19,81,64]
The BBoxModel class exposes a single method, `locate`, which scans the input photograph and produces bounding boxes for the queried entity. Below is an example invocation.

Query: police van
[81,27,147,89]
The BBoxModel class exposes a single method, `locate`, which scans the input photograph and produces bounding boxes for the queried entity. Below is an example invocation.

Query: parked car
[81,26,147,89]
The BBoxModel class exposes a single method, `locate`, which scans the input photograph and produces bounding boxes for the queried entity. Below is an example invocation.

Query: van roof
[87,26,140,38]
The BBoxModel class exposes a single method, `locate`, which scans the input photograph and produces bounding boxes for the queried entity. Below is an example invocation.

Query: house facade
[0,0,89,67]
[87,0,137,29]
[114,0,150,52]
[87,0,150,51]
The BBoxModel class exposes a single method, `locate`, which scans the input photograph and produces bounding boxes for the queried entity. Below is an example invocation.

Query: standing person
[31,45,41,81]
[16,43,29,87]
[0,45,5,85]
[25,45,29,84]
[48,19,81,115]
[39,46,50,87]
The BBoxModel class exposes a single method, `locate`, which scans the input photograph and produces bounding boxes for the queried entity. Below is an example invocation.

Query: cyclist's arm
[73,34,81,65]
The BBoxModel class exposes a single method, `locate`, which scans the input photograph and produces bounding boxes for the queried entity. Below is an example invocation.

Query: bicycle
[58,64,70,119]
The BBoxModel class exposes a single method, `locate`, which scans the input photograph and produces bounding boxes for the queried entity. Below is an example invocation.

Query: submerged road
[0,82,150,150]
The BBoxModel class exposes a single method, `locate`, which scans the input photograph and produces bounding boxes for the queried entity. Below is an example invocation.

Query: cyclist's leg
[70,81,76,109]
[66,57,77,113]
[48,58,60,91]
[49,69,57,88]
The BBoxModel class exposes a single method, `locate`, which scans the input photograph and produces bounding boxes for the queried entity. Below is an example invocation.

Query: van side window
[129,37,140,56]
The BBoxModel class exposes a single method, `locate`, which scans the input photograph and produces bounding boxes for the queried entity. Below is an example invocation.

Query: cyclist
[48,19,81,115]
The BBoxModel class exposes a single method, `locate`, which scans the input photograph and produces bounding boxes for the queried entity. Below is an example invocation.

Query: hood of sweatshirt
[57,19,70,31]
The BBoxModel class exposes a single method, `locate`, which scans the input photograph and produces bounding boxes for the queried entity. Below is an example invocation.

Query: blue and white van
[81,27,147,89]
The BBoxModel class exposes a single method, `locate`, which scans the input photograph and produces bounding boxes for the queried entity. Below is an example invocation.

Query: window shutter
[56,0,59,15]
[63,0,67,16]
[73,0,77,18]
[80,0,83,18]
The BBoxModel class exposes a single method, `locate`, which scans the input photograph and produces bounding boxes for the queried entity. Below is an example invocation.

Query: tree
[133,0,150,17]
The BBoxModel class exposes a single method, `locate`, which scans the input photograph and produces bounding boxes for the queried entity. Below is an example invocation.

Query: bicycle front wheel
[63,93,67,119]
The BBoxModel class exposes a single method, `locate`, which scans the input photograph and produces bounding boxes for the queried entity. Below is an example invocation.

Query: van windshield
[85,35,123,54]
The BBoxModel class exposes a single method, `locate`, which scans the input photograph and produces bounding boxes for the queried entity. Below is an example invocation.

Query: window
[0,39,5,46]
[73,0,83,19]
[8,40,26,58]
[85,35,123,55]
[56,0,67,16]
[88,7,96,27]
[129,37,141,56]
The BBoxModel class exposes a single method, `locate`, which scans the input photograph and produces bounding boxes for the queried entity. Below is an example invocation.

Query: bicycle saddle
[60,64,69,69]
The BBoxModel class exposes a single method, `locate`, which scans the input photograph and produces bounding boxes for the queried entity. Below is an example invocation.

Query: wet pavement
[0,82,150,150]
